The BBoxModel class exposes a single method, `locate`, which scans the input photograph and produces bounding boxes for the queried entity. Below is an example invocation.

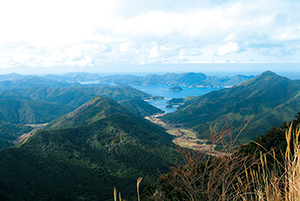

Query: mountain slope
[0,85,151,108]
[0,96,180,201]
[0,121,33,149]
[0,99,74,124]
[161,71,300,144]
[0,76,81,90]
[118,98,163,116]
[45,96,147,129]
[98,72,253,87]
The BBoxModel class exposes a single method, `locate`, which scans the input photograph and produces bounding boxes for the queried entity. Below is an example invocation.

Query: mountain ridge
[0,96,180,200]
[161,71,300,144]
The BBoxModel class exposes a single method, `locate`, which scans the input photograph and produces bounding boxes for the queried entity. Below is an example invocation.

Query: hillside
[118,98,163,117]
[0,76,81,90]
[161,71,300,144]
[0,96,180,201]
[45,96,144,129]
[38,72,254,88]
[0,83,154,149]
[0,99,74,124]
[0,121,33,149]
[241,112,300,164]
[0,85,151,108]
[101,72,254,87]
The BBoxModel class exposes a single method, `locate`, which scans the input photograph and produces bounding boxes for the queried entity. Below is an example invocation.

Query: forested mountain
[241,112,300,165]
[18,72,254,87]
[0,85,151,108]
[161,71,300,144]
[0,99,74,124]
[118,98,163,117]
[0,73,25,81]
[0,76,81,90]
[0,83,153,149]
[0,121,33,149]
[45,96,149,129]
[0,96,180,201]
[95,72,254,87]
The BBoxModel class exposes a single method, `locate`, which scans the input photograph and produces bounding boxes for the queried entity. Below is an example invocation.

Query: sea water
[132,84,219,113]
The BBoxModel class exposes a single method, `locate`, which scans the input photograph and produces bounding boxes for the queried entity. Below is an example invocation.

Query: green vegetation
[0,99,74,124]
[0,121,33,149]
[168,86,183,92]
[118,98,163,117]
[0,96,181,200]
[56,72,252,87]
[0,75,80,90]
[162,71,300,144]
[152,96,164,100]
[0,83,154,149]
[0,85,151,108]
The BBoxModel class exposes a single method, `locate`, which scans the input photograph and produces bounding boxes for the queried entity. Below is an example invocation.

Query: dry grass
[146,121,300,201]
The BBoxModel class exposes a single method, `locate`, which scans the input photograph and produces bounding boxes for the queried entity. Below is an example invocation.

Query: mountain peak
[261,70,278,77]
[45,96,132,129]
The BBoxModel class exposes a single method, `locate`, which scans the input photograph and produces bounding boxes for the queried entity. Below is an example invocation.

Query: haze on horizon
[0,0,299,75]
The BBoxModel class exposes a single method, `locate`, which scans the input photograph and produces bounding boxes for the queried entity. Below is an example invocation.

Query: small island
[168,86,183,92]
[152,95,164,100]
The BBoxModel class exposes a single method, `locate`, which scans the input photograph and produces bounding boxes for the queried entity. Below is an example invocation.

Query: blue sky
[0,0,299,74]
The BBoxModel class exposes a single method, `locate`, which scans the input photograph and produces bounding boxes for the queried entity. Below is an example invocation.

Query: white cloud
[215,42,241,56]
[149,46,159,57]
[0,0,300,71]
[119,42,130,52]
[13,53,31,63]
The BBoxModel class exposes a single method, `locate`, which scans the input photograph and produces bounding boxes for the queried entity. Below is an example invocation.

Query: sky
[0,0,299,75]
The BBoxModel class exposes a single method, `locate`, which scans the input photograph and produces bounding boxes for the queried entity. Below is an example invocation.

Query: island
[152,95,164,100]
[168,86,183,92]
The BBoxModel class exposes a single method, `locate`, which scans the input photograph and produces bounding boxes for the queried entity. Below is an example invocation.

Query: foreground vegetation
[142,113,300,200]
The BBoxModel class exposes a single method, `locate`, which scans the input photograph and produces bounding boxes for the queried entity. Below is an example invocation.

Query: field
[146,114,218,153]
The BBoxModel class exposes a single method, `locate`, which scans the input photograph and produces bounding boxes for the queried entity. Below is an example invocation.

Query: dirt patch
[13,123,47,145]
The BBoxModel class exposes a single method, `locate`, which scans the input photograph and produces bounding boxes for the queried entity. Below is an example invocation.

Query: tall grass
[113,177,143,201]
[145,122,300,201]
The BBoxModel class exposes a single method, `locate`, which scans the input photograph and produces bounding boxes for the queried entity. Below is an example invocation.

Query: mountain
[0,83,154,149]
[45,72,102,82]
[0,73,25,81]
[0,99,74,124]
[241,112,300,166]
[161,71,300,144]
[118,98,164,117]
[0,85,152,108]
[40,72,254,87]
[0,76,81,90]
[0,96,180,201]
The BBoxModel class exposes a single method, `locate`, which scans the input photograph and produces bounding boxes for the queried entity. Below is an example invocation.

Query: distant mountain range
[0,96,180,201]
[0,72,254,88]
[161,71,300,144]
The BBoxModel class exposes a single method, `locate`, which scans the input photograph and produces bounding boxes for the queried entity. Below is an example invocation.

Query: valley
[145,114,217,153]
[12,123,47,145]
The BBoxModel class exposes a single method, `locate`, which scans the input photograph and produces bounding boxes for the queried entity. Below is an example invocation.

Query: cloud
[215,42,241,56]
[119,42,130,52]
[149,46,159,57]
[0,0,300,71]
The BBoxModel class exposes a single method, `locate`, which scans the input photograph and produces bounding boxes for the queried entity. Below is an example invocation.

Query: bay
[131,84,219,113]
